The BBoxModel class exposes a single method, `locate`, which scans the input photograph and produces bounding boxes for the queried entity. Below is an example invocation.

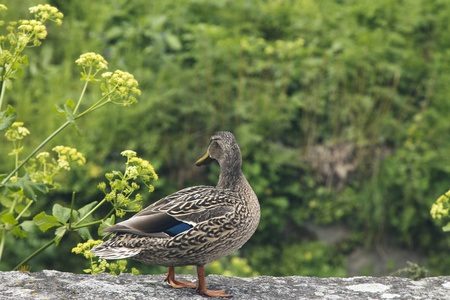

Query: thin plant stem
[13,237,57,271]
[71,219,103,230]
[69,192,75,230]
[15,200,34,221]
[73,79,90,115]
[0,69,7,110]
[12,207,114,270]
[1,120,71,186]
[72,208,115,230]
[75,93,113,119]
[0,230,5,263]
[1,87,114,187]
[74,198,108,226]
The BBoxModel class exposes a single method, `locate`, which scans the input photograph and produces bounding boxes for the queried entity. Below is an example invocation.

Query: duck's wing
[101,186,238,238]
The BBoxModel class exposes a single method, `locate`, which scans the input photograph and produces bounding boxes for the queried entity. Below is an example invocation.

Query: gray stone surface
[1,270,449,299]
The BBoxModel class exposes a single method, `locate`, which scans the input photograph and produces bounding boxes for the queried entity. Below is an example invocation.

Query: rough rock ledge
[1,270,449,299]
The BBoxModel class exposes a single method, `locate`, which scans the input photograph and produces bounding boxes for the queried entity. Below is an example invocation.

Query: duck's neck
[216,159,247,190]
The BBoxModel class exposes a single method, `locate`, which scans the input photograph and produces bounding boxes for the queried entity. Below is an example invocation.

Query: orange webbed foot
[164,266,196,289]
[166,278,197,289]
[196,288,231,297]
[196,265,231,297]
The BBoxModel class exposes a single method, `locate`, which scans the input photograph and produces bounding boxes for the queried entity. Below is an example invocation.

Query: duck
[90,131,260,297]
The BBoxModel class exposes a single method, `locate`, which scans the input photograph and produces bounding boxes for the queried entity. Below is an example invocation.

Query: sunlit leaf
[98,215,115,235]
[9,174,47,201]
[66,99,75,110]
[12,225,27,238]
[64,103,82,135]
[52,203,71,223]
[1,212,18,225]
[165,32,182,50]
[54,226,67,246]
[443,222,450,232]
[77,227,92,240]
[20,220,36,233]
[77,201,98,222]
[53,104,66,115]
[0,105,17,130]
[33,212,60,232]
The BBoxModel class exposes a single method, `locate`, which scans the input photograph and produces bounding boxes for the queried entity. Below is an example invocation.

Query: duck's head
[195,131,241,168]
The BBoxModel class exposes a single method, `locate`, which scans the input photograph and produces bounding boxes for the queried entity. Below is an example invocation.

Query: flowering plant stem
[1,89,115,187]
[13,206,115,271]
[13,237,57,271]
[73,79,89,115]
[1,121,70,186]
[0,69,7,110]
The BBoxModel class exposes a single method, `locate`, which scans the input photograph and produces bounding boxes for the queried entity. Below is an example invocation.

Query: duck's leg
[195,265,231,297]
[164,266,197,288]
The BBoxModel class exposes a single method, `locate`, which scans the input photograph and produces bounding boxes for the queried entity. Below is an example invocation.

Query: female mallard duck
[91,131,260,297]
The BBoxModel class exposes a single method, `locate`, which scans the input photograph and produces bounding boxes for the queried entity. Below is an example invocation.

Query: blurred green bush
[1,0,450,276]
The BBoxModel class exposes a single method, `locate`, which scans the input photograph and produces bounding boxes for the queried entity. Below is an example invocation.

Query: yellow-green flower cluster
[99,151,157,218]
[0,49,13,65]
[76,52,108,70]
[72,240,139,275]
[18,19,47,40]
[5,122,30,142]
[2,4,63,49]
[263,38,305,57]
[29,4,64,25]
[121,150,137,158]
[108,260,139,275]
[431,190,450,220]
[102,70,141,106]
[36,152,50,164]
[52,146,86,170]
[235,36,305,60]
[128,156,159,183]
[72,239,104,259]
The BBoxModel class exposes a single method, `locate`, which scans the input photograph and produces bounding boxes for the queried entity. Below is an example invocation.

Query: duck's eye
[210,137,222,143]
[209,140,221,154]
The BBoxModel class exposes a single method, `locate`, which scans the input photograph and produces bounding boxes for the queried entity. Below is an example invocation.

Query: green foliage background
[1,0,450,276]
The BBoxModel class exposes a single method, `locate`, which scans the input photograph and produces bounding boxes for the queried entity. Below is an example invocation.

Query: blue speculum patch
[164,222,193,236]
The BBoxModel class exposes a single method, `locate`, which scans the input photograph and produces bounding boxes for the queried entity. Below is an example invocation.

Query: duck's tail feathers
[90,244,141,260]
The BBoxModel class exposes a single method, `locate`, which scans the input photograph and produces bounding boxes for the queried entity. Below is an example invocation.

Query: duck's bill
[195,152,214,166]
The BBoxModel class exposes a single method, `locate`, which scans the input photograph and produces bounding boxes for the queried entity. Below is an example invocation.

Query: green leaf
[165,32,182,50]
[4,78,12,90]
[33,212,60,232]
[53,104,66,115]
[0,194,12,206]
[54,226,67,246]
[0,186,5,196]
[12,225,27,238]
[0,105,17,130]
[14,204,31,217]
[112,171,124,180]
[443,222,450,232]
[10,67,24,79]
[20,220,36,233]
[66,99,75,110]
[52,204,71,223]
[77,227,92,240]
[1,212,18,226]
[5,181,21,192]
[77,201,98,222]
[21,55,28,65]
[64,103,82,135]
[9,174,47,201]
[99,215,115,236]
